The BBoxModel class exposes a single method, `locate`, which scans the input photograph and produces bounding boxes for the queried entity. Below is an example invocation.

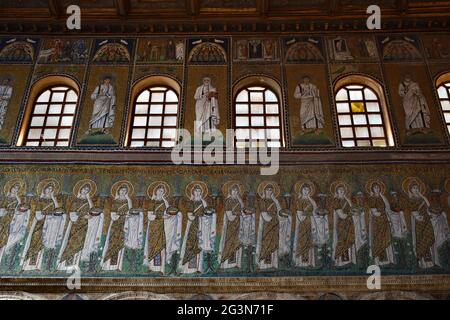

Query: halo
[111,180,134,198]
[402,177,426,196]
[294,179,316,197]
[330,180,351,197]
[445,178,450,194]
[257,181,281,199]
[72,179,97,198]
[365,179,387,195]
[222,181,245,197]
[147,181,171,198]
[185,181,209,198]
[3,178,26,197]
[36,178,61,196]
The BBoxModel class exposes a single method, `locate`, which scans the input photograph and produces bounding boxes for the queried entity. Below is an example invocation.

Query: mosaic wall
[0,164,449,278]
[0,33,449,149]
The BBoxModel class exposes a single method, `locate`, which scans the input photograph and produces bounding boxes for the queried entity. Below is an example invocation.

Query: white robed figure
[398,75,431,131]
[351,192,369,253]
[294,76,324,130]
[0,179,30,268]
[0,77,13,130]
[428,191,450,267]
[89,76,116,132]
[194,77,220,134]
[256,182,291,270]
[57,180,104,271]
[179,182,217,274]
[143,182,182,274]
[21,179,66,271]
[102,181,144,271]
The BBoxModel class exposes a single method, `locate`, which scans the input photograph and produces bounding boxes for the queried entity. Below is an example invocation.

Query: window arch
[436,73,450,135]
[18,76,80,147]
[127,76,181,148]
[334,75,394,148]
[233,77,285,148]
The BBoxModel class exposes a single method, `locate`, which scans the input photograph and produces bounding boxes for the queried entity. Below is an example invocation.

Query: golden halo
[222,181,245,197]
[445,178,450,194]
[330,180,351,197]
[257,181,281,199]
[147,181,171,198]
[3,178,26,197]
[365,179,387,195]
[294,179,316,197]
[36,178,60,196]
[402,177,426,196]
[185,181,209,198]
[73,179,97,198]
[111,180,134,198]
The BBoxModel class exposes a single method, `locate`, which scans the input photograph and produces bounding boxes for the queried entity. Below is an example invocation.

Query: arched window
[334,76,394,148]
[129,85,179,148]
[436,73,450,135]
[234,84,284,148]
[23,85,78,147]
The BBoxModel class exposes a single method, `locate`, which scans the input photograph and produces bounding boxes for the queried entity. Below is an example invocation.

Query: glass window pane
[56,141,69,147]
[166,90,178,102]
[25,141,39,147]
[353,115,367,125]
[28,129,42,140]
[137,90,150,103]
[351,102,365,113]
[64,104,76,114]
[236,90,248,102]
[336,89,348,101]
[135,104,148,114]
[267,141,281,148]
[340,128,354,138]
[58,129,71,139]
[366,102,380,112]
[147,129,161,139]
[37,90,51,103]
[444,113,450,123]
[163,129,177,139]
[146,141,161,147]
[338,115,352,126]
[151,92,165,102]
[41,141,55,147]
[357,140,371,147]
[250,92,264,102]
[342,140,355,148]
[236,104,249,114]
[161,141,176,148]
[149,104,163,114]
[355,127,369,138]
[265,90,278,102]
[165,104,178,114]
[251,104,264,114]
[373,139,387,147]
[266,104,279,114]
[34,105,47,114]
[364,88,378,100]
[347,85,363,90]
[134,116,147,126]
[164,116,177,126]
[349,90,363,100]
[440,100,450,111]
[43,129,57,139]
[251,129,265,140]
[66,90,78,102]
[30,117,45,127]
[132,129,146,139]
[48,104,62,114]
[236,116,249,127]
[368,114,383,125]
[236,129,250,140]
[148,116,162,127]
[370,126,385,138]
[51,92,65,102]
[266,129,280,140]
[46,117,60,127]
[438,86,448,99]
[266,116,280,127]
[251,117,264,126]
[336,103,350,113]
[61,116,74,126]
